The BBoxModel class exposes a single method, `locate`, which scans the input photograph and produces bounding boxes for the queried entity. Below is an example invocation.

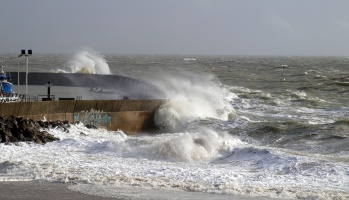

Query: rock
[0,116,65,144]
[0,124,5,131]
[4,131,12,137]
[38,131,49,137]
[1,134,10,143]
[23,128,35,139]
[9,136,18,142]
[50,121,58,128]
[34,135,43,145]
[85,124,97,129]
[80,132,87,136]
[18,133,26,141]
[37,121,45,128]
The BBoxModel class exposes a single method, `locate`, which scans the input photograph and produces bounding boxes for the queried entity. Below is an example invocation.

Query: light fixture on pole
[17,53,23,95]
[20,49,32,101]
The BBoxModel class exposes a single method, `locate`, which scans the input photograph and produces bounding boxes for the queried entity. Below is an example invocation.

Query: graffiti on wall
[74,109,111,127]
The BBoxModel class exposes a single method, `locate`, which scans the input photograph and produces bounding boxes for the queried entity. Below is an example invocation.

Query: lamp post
[19,49,32,101]
[17,55,22,95]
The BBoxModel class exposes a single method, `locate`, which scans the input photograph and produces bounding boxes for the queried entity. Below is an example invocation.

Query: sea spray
[154,73,235,132]
[1,55,348,199]
[105,128,242,162]
[56,49,111,74]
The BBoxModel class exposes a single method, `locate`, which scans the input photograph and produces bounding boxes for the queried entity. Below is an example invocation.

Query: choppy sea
[1,51,349,199]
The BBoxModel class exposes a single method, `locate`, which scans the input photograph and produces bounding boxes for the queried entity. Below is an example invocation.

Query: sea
[0,51,349,199]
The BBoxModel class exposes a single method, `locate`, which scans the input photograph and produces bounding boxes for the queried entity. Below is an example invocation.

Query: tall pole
[20,49,32,102]
[26,56,28,101]
[17,58,20,94]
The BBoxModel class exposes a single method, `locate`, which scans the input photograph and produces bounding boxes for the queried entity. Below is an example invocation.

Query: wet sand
[0,181,116,200]
[0,181,286,200]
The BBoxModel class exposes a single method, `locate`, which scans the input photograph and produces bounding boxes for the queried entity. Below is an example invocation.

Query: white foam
[0,124,348,199]
[55,48,111,74]
[105,129,242,163]
[154,74,235,132]
[227,85,338,125]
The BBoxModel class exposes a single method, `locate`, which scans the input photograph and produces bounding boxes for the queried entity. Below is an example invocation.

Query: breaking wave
[55,48,111,74]
[154,74,235,132]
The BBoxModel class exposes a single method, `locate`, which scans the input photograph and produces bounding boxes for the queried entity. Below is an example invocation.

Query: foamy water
[0,123,348,199]
[1,54,349,199]
[154,73,234,132]
[55,49,111,74]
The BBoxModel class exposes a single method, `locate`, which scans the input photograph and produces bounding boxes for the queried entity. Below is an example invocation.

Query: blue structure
[1,81,13,93]
[0,69,19,103]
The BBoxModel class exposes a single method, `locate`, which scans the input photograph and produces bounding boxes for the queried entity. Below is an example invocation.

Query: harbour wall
[0,99,166,135]
[8,72,166,99]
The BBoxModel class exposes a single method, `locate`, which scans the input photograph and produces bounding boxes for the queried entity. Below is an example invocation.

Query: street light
[19,49,32,101]
[17,54,22,95]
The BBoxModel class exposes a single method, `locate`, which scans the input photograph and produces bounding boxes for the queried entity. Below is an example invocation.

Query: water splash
[105,128,241,163]
[57,49,111,74]
[154,73,235,132]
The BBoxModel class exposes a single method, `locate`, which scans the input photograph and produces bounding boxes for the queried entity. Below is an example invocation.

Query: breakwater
[0,115,61,144]
[0,99,166,134]
[8,72,166,99]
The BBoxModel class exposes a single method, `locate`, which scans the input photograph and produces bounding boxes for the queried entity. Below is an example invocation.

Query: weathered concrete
[0,102,20,116]
[65,100,77,122]
[108,111,153,134]
[0,99,166,134]
[18,102,30,116]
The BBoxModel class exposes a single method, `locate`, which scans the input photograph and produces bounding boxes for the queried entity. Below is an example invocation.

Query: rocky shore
[0,115,68,144]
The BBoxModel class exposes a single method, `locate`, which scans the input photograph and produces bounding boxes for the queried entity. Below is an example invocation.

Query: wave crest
[54,48,111,74]
[154,74,235,132]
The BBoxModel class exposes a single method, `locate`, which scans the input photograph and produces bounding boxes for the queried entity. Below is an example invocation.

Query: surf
[154,73,235,132]
[55,48,111,74]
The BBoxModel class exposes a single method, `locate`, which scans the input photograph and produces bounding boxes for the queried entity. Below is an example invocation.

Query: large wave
[154,73,235,132]
[56,49,111,74]
[105,128,241,163]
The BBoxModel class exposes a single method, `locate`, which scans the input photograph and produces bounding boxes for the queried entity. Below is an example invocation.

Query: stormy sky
[1,0,349,56]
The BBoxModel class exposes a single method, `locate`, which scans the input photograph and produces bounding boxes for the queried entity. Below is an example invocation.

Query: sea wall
[8,72,166,99]
[0,99,166,135]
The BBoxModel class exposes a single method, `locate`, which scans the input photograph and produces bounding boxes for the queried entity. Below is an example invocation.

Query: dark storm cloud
[1,0,349,56]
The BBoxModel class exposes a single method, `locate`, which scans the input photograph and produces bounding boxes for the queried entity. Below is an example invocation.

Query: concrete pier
[8,72,166,99]
[0,99,166,134]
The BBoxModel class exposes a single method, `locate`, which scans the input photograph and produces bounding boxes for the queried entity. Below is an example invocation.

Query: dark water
[1,52,349,199]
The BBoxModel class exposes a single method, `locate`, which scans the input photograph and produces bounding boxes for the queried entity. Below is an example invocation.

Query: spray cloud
[62,48,111,74]
[154,73,235,132]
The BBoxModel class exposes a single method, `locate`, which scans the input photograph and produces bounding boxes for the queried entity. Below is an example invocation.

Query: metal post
[17,58,20,94]
[26,56,28,101]
[47,81,51,98]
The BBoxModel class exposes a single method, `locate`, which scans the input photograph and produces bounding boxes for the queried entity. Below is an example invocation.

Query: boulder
[85,124,98,129]
[0,116,64,144]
